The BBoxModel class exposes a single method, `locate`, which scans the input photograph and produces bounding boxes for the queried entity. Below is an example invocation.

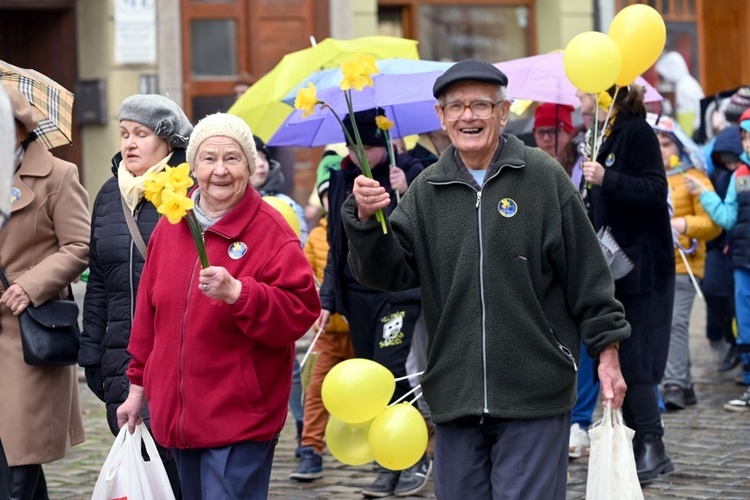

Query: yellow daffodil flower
[375,115,394,131]
[340,54,378,92]
[144,170,169,207]
[597,91,613,112]
[164,163,194,197]
[158,189,195,224]
[294,82,319,118]
[669,154,681,169]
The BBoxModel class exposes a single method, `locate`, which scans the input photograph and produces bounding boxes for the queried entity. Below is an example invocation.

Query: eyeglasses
[534,128,562,139]
[441,100,502,121]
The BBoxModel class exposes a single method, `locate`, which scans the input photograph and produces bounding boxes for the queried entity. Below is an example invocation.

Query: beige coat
[0,141,90,466]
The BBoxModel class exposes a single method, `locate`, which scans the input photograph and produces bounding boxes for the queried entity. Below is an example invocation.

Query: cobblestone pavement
[43,289,750,498]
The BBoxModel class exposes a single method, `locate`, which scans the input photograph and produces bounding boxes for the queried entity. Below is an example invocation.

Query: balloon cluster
[321,358,428,470]
[563,4,666,94]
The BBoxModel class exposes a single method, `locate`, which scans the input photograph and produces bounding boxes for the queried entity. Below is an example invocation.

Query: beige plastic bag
[586,405,644,500]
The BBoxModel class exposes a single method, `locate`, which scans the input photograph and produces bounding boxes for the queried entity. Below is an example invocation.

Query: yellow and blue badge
[605,153,615,167]
[498,198,518,218]
[228,241,247,260]
[10,187,20,204]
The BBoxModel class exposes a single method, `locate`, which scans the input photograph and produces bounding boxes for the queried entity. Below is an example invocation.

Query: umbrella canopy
[228,36,420,142]
[0,60,74,150]
[495,52,662,106]
[268,70,444,148]
[282,58,454,104]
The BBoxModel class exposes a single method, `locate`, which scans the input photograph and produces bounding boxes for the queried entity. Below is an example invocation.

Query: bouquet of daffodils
[294,54,389,234]
[143,163,210,268]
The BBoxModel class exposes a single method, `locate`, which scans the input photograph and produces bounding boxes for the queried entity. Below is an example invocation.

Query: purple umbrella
[268,70,445,147]
[496,52,663,106]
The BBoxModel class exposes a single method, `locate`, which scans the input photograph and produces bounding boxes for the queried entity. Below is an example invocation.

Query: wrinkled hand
[199,266,242,304]
[597,345,627,409]
[389,166,408,195]
[582,160,605,186]
[315,309,330,333]
[684,173,708,195]
[0,283,31,316]
[116,385,146,434]
[352,175,390,223]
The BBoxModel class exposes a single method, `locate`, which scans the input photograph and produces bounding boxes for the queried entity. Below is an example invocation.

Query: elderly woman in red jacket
[117,113,320,499]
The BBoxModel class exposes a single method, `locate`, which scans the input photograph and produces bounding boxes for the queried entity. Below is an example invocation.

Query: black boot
[635,433,675,484]
[9,464,47,500]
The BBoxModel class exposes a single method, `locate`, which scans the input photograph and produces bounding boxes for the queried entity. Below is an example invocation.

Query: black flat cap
[433,59,509,99]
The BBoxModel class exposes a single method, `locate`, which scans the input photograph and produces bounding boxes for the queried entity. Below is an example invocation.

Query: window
[190,20,238,77]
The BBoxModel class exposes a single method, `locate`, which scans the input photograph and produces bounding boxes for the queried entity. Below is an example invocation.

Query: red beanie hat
[534,103,574,134]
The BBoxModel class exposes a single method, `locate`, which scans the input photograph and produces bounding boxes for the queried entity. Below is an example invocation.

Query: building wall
[77,0,158,203]
[536,0,594,52]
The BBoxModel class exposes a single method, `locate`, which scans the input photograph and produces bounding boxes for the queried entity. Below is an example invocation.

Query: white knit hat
[187,113,257,175]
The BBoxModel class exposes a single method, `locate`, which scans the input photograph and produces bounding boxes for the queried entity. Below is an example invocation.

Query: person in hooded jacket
[703,126,744,371]
[78,94,193,498]
[655,51,705,137]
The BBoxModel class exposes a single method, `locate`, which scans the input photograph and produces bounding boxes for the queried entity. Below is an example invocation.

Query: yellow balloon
[563,31,622,94]
[321,358,395,424]
[368,403,428,471]
[608,4,666,86]
[262,195,300,236]
[325,416,374,466]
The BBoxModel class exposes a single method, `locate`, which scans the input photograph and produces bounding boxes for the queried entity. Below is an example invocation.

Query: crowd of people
[1,52,749,499]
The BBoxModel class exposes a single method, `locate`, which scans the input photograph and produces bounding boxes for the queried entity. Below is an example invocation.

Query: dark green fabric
[342,133,630,424]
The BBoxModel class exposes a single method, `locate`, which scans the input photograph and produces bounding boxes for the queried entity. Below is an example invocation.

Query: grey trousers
[663,274,698,388]
[433,412,570,500]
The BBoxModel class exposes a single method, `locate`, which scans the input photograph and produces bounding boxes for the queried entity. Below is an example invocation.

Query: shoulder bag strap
[120,197,148,259]
[0,267,74,301]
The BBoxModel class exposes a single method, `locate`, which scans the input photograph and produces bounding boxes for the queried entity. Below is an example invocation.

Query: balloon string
[299,327,323,369]
[389,384,421,406]
[409,391,424,405]
[593,86,621,161]
[394,371,424,382]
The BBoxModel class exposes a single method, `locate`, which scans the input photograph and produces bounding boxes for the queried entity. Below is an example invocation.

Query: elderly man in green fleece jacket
[341,59,630,499]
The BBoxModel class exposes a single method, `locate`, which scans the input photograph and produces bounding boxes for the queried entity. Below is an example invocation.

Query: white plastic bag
[585,405,644,500]
[91,423,175,500]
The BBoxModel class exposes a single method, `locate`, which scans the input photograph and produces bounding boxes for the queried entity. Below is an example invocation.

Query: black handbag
[0,268,80,366]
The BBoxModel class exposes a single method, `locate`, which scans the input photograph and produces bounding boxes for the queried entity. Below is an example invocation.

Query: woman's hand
[671,217,687,235]
[684,174,708,195]
[116,385,146,434]
[199,266,242,304]
[352,175,390,223]
[315,309,331,333]
[582,160,606,186]
[0,284,31,316]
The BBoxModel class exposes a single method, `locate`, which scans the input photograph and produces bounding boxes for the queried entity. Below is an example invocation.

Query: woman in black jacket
[582,84,676,484]
[78,94,192,498]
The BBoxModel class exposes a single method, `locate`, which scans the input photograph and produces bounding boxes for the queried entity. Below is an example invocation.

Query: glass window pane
[378,7,405,38]
[190,20,237,77]
[418,5,529,63]
[192,95,236,122]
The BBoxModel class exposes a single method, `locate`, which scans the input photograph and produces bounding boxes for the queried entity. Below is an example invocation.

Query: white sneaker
[569,423,590,459]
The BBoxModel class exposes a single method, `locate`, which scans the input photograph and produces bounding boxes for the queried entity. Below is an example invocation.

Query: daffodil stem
[186,211,210,269]
[343,91,387,234]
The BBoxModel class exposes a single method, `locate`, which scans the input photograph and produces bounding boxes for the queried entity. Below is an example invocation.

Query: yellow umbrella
[228,36,419,141]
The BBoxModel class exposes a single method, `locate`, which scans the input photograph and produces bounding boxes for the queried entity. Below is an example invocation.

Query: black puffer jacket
[79,149,186,435]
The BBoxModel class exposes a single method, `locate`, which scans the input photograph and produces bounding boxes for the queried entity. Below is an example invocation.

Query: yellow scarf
[118,152,173,213]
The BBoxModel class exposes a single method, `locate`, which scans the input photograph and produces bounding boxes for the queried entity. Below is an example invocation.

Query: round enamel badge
[10,187,20,204]
[498,198,518,218]
[228,242,247,259]
[605,153,616,167]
